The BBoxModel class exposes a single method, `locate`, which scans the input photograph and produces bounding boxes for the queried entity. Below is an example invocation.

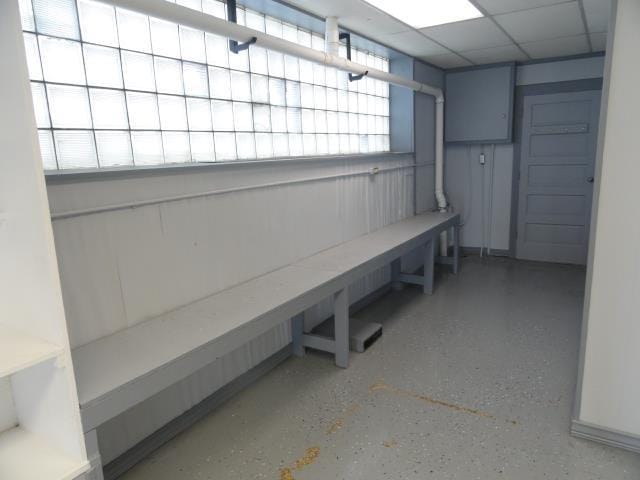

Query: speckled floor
[121,257,640,480]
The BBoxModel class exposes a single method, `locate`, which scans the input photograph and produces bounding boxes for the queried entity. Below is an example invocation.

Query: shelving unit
[0,427,89,480]
[0,1,89,478]
[0,325,62,377]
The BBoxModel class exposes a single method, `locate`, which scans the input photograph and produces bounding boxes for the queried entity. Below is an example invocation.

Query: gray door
[516,91,601,265]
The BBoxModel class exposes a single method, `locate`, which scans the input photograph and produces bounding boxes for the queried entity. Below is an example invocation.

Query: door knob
[587,176,594,183]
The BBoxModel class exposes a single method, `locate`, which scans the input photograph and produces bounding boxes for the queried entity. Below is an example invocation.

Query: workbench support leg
[423,239,435,295]
[334,288,349,368]
[291,313,305,357]
[390,257,403,291]
[453,224,460,275]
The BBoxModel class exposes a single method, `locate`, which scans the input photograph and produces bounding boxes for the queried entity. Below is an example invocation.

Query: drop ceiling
[276,0,611,69]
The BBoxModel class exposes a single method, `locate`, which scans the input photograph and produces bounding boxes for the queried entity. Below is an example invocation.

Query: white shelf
[0,325,62,378]
[0,427,89,480]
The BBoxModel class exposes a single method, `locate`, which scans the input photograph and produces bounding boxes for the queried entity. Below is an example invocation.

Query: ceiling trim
[515,50,604,66]
[440,51,604,75]
[445,60,516,74]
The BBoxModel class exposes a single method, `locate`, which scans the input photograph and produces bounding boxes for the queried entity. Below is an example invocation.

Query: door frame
[509,78,604,258]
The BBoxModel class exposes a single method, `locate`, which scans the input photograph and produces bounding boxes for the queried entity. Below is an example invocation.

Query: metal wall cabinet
[445,63,515,144]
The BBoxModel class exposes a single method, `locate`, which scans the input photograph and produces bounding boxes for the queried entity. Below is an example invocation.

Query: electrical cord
[480,144,486,258]
[459,145,474,228]
[487,144,496,257]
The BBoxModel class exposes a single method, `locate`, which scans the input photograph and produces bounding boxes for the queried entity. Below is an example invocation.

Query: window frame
[21,0,392,172]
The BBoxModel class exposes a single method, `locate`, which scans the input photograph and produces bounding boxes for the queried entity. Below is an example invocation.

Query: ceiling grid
[277,0,611,68]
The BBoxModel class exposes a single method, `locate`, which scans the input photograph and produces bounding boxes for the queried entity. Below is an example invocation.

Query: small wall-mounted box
[444,63,515,144]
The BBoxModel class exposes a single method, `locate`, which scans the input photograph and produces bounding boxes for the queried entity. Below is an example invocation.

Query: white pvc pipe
[98,0,450,255]
[51,163,417,220]
[434,100,448,256]
[99,0,444,99]
[325,16,340,56]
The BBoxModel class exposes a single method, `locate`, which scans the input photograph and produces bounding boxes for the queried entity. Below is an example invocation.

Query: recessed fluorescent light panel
[364,0,483,29]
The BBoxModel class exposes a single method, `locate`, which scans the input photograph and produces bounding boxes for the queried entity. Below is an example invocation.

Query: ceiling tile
[582,0,612,33]
[380,30,450,57]
[420,53,473,69]
[475,0,567,15]
[460,44,528,64]
[419,17,511,51]
[590,32,607,52]
[520,34,590,59]
[495,2,585,43]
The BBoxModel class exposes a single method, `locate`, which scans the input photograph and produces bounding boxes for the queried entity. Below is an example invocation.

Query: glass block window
[20,0,390,170]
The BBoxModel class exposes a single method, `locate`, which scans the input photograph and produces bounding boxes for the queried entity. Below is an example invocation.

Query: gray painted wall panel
[529,164,586,186]
[390,57,414,153]
[525,223,585,245]
[527,194,586,216]
[414,60,445,90]
[444,144,513,251]
[531,100,592,125]
[530,133,590,157]
[413,60,443,215]
[516,56,605,86]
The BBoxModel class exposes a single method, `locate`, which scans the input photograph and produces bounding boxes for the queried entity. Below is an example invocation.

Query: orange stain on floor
[326,404,360,434]
[279,447,320,480]
[370,382,498,420]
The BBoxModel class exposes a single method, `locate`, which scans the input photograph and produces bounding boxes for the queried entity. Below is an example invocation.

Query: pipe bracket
[349,70,368,82]
[229,36,256,53]
[338,31,366,82]
[226,0,256,54]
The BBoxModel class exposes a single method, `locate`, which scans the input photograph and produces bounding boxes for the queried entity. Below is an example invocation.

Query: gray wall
[390,57,414,153]
[445,144,514,252]
[444,56,605,253]
[390,58,443,217]
[414,60,443,215]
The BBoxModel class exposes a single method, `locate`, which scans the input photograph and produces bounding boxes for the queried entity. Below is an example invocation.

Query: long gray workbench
[72,212,459,438]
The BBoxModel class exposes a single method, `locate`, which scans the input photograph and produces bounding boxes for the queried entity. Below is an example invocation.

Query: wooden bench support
[453,224,460,275]
[397,273,426,286]
[435,225,460,274]
[292,288,350,368]
[334,288,349,368]
[392,239,435,294]
[291,313,305,357]
[300,334,335,353]
[390,257,403,291]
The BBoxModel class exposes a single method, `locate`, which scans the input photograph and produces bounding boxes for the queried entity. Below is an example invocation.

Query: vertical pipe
[434,100,448,257]
[291,313,305,357]
[325,16,340,56]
